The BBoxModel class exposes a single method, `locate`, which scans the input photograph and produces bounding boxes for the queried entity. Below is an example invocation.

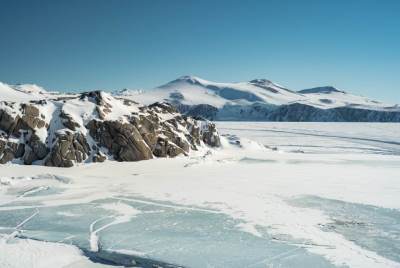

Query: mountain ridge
[1,77,399,122]
[112,75,400,122]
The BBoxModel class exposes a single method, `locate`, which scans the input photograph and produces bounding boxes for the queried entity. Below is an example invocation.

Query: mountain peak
[249,78,273,84]
[298,86,345,94]
[248,78,289,89]
[175,75,203,84]
[248,78,293,93]
[162,75,216,88]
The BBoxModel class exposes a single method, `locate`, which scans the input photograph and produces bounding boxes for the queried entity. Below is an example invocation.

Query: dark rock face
[267,103,400,122]
[175,104,218,120]
[200,122,221,147]
[60,111,80,131]
[24,133,48,164]
[153,136,185,157]
[148,102,177,114]
[87,120,153,162]
[0,102,49,165]
[45,132,91,167]
[172,102,400,122]
[0,139,24,164]
[86,103,221,161]
[0,108,17,133]
[20,104,45,129]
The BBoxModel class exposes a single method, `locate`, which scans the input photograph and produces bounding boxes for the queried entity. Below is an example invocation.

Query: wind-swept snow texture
[0,122,399,267]
[114,76,400,121]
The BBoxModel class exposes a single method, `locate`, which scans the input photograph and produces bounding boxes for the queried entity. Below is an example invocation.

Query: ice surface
[0,122,400,267]
[0,198,335,268]
[217,122,400,155]
[289,196,400,263]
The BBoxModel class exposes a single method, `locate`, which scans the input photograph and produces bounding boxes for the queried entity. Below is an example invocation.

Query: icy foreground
[1,122,400,267]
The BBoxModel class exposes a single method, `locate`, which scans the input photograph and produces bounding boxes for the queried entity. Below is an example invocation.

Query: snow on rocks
[0,87,221,167]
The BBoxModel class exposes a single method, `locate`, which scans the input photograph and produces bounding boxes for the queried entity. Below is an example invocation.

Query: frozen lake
[1,122,399,268]
[216,122,400,155]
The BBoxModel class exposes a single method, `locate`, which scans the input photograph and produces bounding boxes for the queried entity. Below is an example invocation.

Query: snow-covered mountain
[0,83,220,167]
[0,82,50,102]
[115,76,400,122]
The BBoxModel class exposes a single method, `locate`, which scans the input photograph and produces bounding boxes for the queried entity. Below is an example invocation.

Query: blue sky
[0,0,399,103]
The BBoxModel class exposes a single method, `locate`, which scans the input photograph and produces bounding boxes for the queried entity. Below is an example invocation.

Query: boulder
[0,139,25,164]
[200,121,221,147]
[93,152,106,163]
[153,137,185,158]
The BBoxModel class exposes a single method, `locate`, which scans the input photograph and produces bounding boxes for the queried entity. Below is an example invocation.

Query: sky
[0,0,399,103]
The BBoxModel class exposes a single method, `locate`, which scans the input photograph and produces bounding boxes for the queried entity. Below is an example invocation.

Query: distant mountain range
[1,77,399,122]
[113,76,400,122]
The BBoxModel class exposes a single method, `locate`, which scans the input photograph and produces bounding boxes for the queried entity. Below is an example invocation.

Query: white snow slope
[114,75,399,111]
[0,82,72,102]
[1,122,400,268]
[1,78,398,112]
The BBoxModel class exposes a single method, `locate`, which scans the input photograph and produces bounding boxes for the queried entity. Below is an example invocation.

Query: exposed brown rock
[87,120,153,162]
[45,131,90,167]
[23,133,48,164]
[153,137,186,157]
[0,139,25,164]
[0,109,17,134]
[20,104,46,130]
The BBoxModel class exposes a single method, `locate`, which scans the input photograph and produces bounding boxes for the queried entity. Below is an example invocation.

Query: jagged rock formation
[0,91,220,167]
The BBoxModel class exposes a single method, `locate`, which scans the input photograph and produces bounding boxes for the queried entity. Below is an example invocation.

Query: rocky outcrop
[0,92,221,167]
[86,102,221,161]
